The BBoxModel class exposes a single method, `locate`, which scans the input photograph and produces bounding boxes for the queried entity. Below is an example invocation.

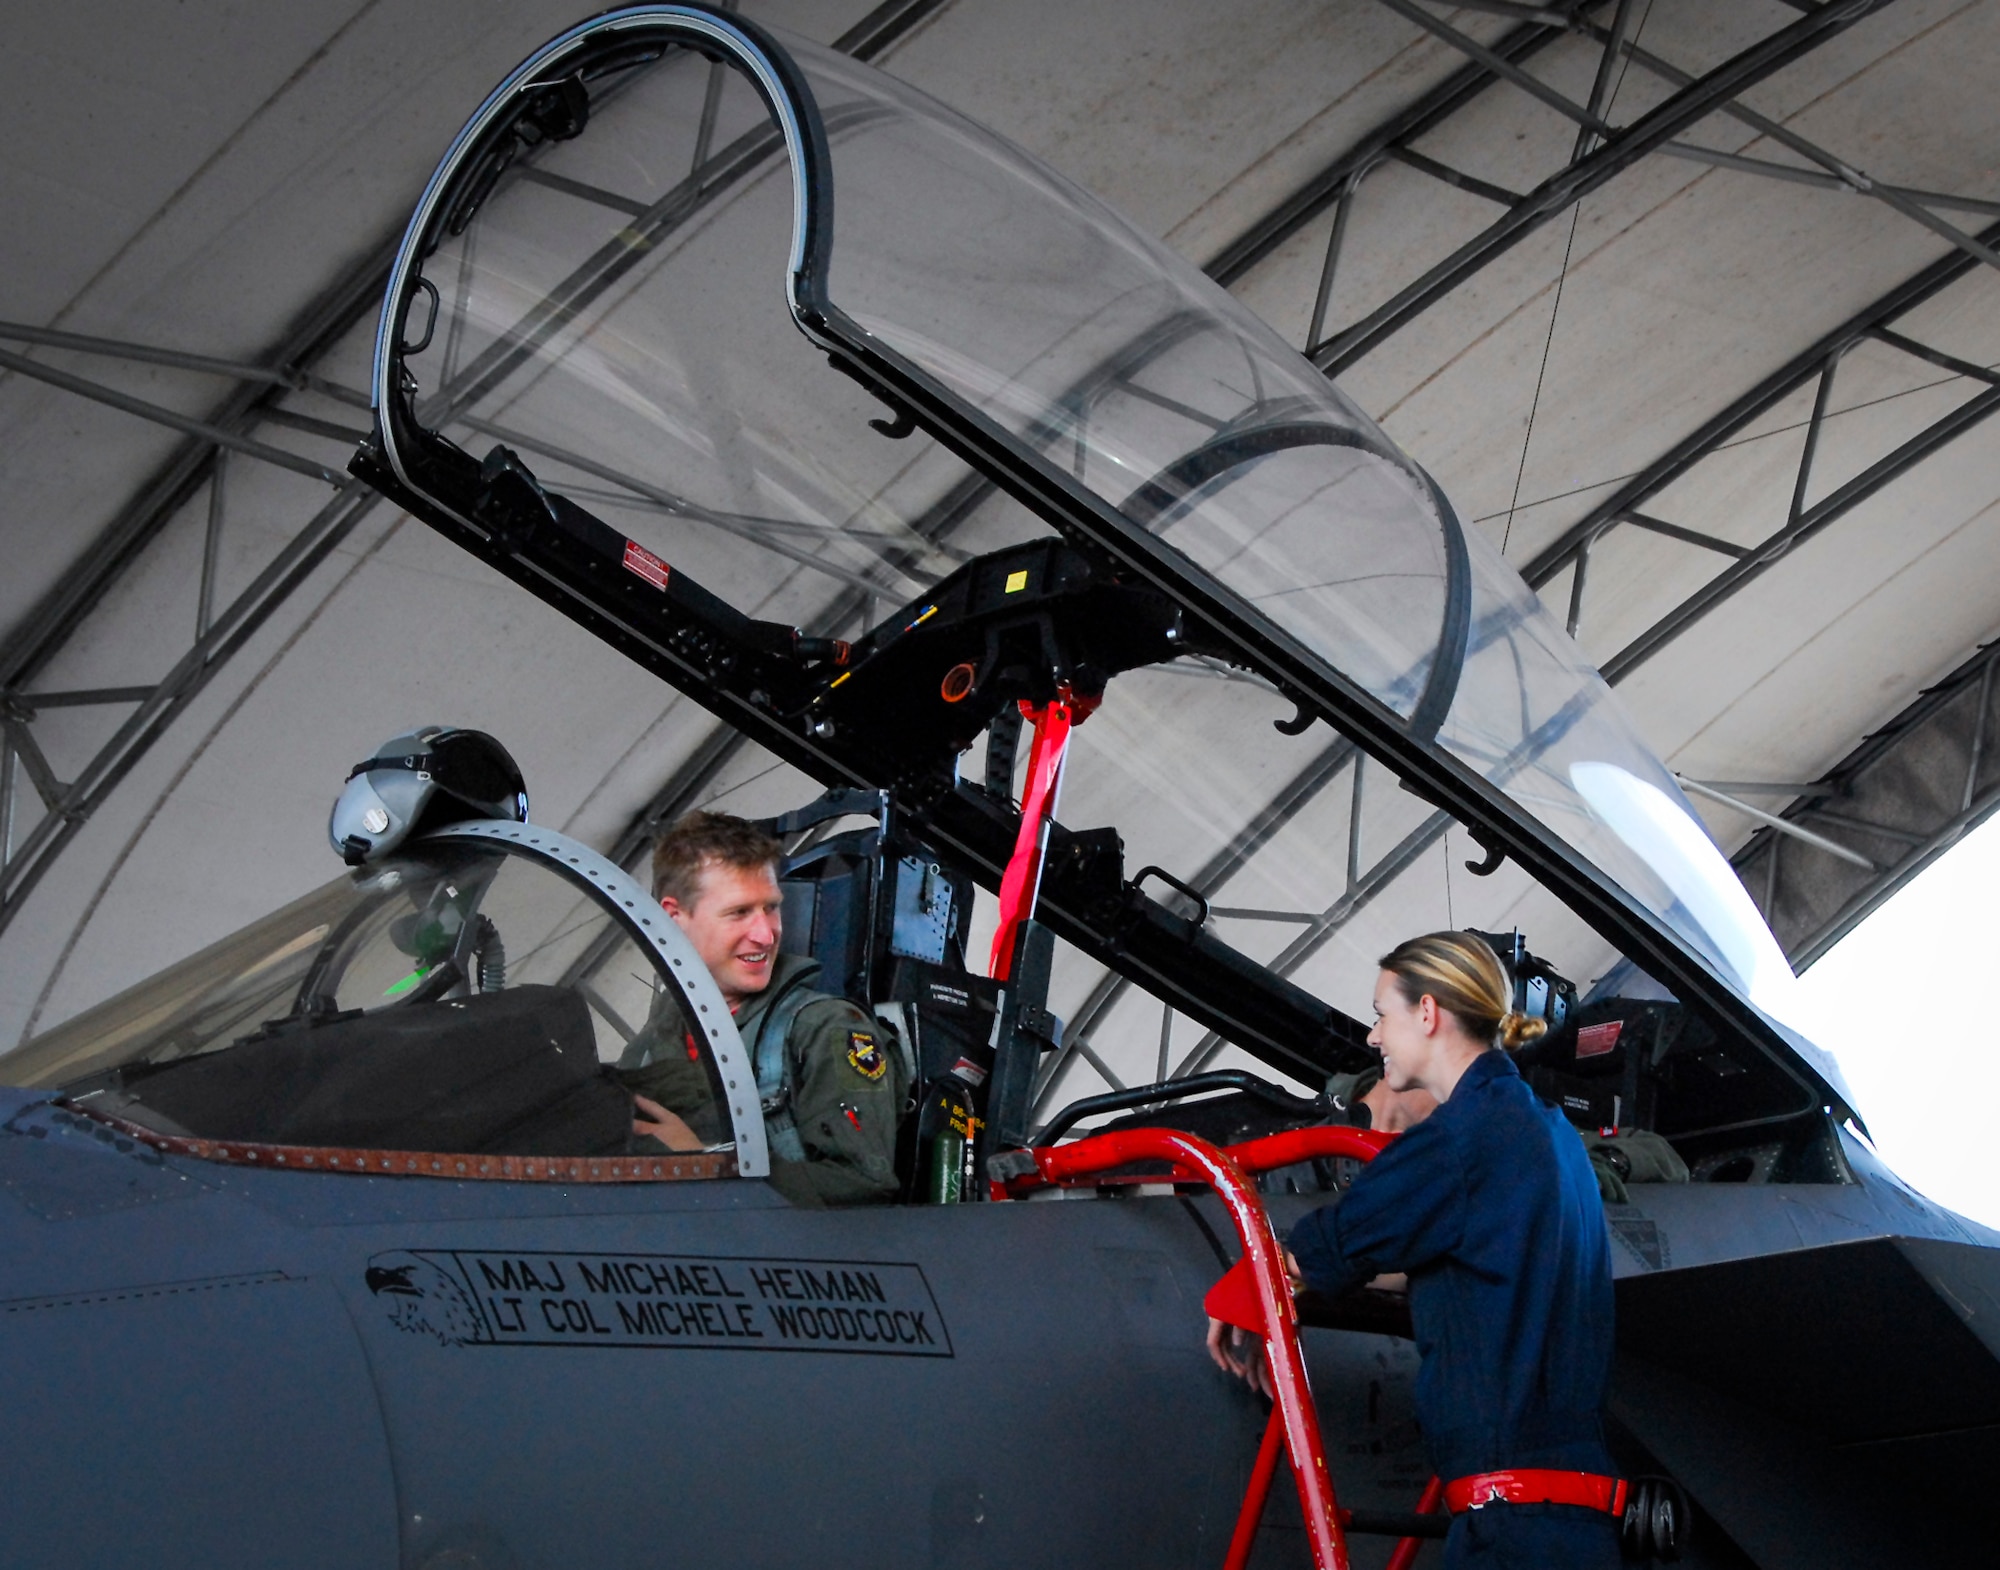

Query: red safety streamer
[988,698,1076,980]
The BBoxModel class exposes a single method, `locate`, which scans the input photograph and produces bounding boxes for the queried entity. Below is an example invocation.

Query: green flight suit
[617,952,906,1208]
[1578,1125,1690,1204]
[1330,1067,1692,1205]
[1324,1067,1384,1127]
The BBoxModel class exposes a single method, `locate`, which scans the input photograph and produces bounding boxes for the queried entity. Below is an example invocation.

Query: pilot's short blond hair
[1379,931,1547,1053]
[651,811,781,906]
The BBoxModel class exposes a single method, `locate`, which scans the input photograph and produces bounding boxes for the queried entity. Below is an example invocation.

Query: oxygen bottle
[914,1063,986,1203]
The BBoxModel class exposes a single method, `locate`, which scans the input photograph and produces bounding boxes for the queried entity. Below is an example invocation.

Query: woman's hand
[1204,1250,1310,1399]
[1206,1317,1274,1398]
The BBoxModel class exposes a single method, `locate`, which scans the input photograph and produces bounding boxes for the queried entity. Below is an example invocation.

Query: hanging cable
[1501,0,1656,557]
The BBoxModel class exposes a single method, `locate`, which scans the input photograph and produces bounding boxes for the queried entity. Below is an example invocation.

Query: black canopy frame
[352,3,1839,1126]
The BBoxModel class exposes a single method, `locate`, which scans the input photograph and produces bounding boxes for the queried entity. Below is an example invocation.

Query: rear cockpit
[749,761,1855,1204]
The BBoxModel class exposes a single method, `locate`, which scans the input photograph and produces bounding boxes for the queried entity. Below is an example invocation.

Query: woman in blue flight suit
[1212,931,1622,1567]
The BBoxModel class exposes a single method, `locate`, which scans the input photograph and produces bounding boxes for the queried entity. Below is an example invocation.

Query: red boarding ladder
[996,1123,1445,1570]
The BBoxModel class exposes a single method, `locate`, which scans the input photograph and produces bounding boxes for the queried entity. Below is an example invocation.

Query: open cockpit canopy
[357,5,1844,1126]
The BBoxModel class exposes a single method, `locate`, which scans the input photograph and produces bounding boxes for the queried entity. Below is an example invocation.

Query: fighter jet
[3,7,1993,1567]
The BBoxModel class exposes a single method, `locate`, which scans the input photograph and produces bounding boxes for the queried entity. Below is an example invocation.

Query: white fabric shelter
[2,0,1995,1088]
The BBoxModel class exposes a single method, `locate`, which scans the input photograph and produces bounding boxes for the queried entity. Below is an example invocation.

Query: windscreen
[4,842,731,1164]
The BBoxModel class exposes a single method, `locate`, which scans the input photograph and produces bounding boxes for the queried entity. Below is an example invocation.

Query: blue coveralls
[1288,1051,1621,1568]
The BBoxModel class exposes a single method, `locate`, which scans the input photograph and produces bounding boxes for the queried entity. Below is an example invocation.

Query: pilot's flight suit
[618,952,906,1207]
[1288,1050,1620,1568]
[1323,1066,1383,1126]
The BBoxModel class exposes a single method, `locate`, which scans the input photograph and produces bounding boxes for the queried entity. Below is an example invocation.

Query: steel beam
[0,347,345,486]
[198,455,226,642]
[1435,1,1578,23]
[1523,219,2000,616]
[1598,378,2000,684]
[1596,23,2000,277]
[0,483,382,939]
[833,0,955,61]
[1370,0,1609,136]
[4,687,156,713]
[1571,0,1637,162]
[1692,779,1835,797]
[1655,142,2000,221]
[1388,146,1522,208]
[0,740,15,873]
[0,235,396,699]
[1205,11,1588,287]
[1316,0,1895,374]
[0,320,309,388]
[1870,327,2000,386]
[1304,162,1375,349]
[1618,510,1752,559]
[1677,775,1875,870]
[1211,0,1966,390]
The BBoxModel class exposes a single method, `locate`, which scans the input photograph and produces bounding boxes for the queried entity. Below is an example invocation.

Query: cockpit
[5,825,754,1180]
[0,762,1852,1202]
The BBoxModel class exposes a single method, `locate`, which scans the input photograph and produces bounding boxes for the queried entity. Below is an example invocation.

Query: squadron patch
[846,1031,888,1081]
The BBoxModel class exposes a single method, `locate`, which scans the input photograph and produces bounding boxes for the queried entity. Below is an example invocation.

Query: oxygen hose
[474,918,506,993]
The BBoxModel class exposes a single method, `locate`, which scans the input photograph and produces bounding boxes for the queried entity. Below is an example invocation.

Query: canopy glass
[367,9,1825,1090]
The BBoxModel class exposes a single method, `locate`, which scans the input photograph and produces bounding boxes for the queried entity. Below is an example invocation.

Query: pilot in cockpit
[1324,1062,1438,1135]
[618,812,906,1207]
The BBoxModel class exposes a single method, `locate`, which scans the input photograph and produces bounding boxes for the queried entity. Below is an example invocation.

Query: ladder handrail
[997,1125,1352,1570]
[997,1122,1448,1570]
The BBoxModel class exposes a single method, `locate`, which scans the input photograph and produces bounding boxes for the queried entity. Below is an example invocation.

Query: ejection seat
[758,788,1003,1202]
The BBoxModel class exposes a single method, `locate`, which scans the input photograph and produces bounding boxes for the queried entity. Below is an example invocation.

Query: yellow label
[1004,570,1028,593]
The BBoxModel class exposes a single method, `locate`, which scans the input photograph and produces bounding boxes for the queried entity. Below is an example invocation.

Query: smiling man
[617,811,906,1206]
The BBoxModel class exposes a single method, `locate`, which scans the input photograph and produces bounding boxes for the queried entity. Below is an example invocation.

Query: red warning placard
[1575,1020,1623,1060]
[622,540,671,590]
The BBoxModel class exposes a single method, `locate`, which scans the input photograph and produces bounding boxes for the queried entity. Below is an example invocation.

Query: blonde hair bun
[1379,930,1521,1049]
[1498,1010,1548,1053]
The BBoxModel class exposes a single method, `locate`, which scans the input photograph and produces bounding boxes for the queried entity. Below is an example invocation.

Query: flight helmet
[328,726,529,865]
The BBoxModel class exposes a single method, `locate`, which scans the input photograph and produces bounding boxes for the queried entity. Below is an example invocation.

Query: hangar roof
[2,0,1996,1089]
